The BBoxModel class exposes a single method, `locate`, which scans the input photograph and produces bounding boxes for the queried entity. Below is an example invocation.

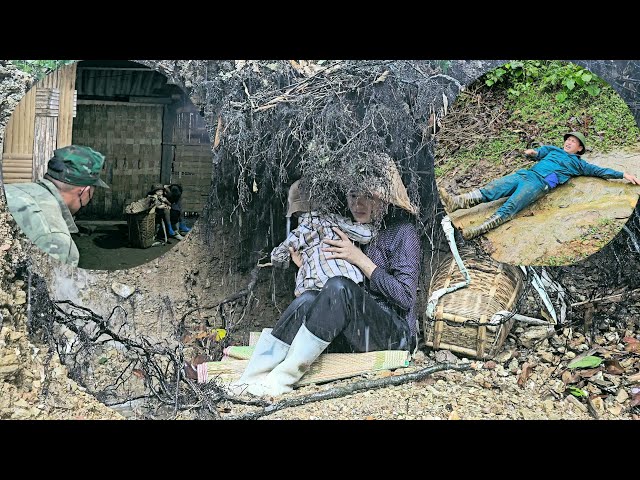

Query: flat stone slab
[449,148,640,265]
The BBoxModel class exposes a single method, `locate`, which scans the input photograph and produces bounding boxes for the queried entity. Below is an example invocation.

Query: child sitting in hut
[147,183,183,240]
[271,179,376,296]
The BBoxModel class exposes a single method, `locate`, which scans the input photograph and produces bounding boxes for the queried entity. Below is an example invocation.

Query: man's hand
[623,172,640,185]
[524,149,537,157]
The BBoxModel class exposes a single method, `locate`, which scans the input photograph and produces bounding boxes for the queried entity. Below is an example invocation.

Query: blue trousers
[480,169,550,219]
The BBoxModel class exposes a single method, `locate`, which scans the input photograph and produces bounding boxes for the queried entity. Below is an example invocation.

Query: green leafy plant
[566,386,587,397]
[9,60,76,80]
[567,355,603,369]
[483,60,606,103]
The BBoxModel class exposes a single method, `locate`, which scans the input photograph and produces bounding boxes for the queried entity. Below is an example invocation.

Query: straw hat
[286,179,311,217]
[362,154,419,215]
[381,158,419,215]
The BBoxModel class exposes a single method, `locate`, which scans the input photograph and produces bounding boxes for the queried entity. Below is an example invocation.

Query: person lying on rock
[438,131,640,240]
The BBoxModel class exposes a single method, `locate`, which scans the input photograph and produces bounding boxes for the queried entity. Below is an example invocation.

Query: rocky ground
[218,322,639,421]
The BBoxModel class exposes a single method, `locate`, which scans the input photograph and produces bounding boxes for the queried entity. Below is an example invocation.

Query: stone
[616,389,629,403]
[540,351,555,363]
[607,404,623,416]
[590,396,605,414]
[508,358,519,374]
[519,326,552,348]
[0,353,19,366]
[494,350,513,363]
[111,282,135,299]
[14,291,26,305]
[566,395,588,413]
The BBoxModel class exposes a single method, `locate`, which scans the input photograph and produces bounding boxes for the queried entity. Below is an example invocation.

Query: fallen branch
[571,289,640,307]
[224,362,471,420]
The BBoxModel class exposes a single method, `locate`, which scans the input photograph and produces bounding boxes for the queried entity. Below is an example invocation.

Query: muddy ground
[73,218,197,271]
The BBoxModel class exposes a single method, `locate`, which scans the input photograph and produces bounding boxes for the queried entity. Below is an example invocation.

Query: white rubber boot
[246,324,329,397]
[226,328,290,395]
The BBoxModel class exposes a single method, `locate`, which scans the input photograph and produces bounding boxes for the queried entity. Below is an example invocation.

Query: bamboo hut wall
[32,87,60,181]
[1,88,36,183]
[72,102,164,218]
[1,62,76,184]
[53,62,78,148]
[32,115,58,182]
[172,144,212,213]
[170,107,212,214]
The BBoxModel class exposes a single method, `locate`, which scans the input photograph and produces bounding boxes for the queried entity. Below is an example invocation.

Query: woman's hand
[288,247,302,268]
[322,227,377,278]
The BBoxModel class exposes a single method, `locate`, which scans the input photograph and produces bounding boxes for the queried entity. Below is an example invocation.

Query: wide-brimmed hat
[286,179,311,217]
[564,131,587,155]
[360,154,419,215]
[383,159,419,215]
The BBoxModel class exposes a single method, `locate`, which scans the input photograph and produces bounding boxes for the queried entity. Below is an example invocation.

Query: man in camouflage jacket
[4,145,109,267]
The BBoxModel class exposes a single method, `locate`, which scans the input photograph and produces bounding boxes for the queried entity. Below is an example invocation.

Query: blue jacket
[530,145,623,187]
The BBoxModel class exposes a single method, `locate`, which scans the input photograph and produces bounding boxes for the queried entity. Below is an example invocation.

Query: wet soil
[73,219,196,271]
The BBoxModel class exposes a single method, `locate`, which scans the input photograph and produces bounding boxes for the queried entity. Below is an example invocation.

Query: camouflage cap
[46,145,109,188]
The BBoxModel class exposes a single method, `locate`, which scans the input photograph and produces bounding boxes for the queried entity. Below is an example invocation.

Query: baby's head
[151,183,165,196]
[287,179,311,217]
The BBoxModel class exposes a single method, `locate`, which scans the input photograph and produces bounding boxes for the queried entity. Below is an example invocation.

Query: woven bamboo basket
[125,198,157,249]
[423,247,524,359]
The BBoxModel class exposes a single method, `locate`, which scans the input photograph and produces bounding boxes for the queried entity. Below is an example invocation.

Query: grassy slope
[435,75,640,184]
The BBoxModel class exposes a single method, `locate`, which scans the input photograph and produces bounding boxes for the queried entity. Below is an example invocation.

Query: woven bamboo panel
[1,153,33,182]
[423,247,524,359]
[47,62,78,148]
[72,103,163,218]
[173,109,210,145]
[171,144,212,214]
[34,88,60,117]
[2,63,76,184]
[1,88,35,184]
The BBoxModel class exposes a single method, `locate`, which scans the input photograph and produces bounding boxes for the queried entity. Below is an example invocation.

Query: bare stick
[224,362,471,420]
